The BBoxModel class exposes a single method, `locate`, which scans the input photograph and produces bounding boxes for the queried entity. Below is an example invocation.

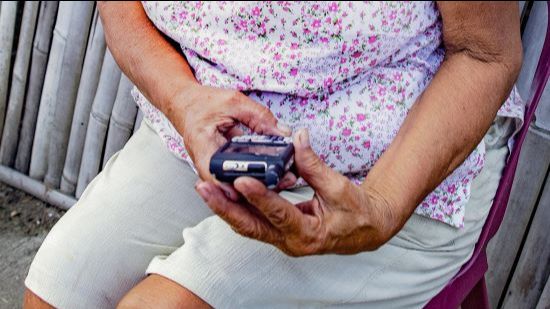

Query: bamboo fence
[0,2,39,167]
[75,49,121,198]
[0,1,18,141]
[14,1,58,174]
[0,1,140,203]
[0,1,548,308]
[43,2,94,189]
[60,11,106,195]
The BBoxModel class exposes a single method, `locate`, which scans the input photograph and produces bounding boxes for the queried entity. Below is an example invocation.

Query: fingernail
[196,183,211,200]
[223,189,232,199]
[219,183,235,200]
[281,173,291,183]
[234,177,252,195]
[298,128,310,148]
[277,122,292,136]
[279,179,291,189]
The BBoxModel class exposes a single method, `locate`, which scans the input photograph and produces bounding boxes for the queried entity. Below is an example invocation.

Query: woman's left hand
[195,129,395,256]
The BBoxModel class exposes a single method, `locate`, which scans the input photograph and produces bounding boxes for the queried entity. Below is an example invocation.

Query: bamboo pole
[60,12,106,195]
[0,165,76,209]
[102,74,137,167]
[44,2,94,189]
[0,1,18,140]
[14,1,58,174]
[28,2,73,180]
[0,2,39,167]
[75,50,121,198]
[133,108,144,134]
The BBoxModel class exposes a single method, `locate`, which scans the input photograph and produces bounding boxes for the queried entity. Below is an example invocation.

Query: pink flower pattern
[134,1,524,228]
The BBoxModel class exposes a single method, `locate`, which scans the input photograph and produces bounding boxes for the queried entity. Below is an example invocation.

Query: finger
[295,201,315,215]
[295,196,324,218]
[293,128,347,195]
[233,95,292,136]
[234,176,304,233]
[214,180,240,202]
[274,172,297,192]
[225,126,244,139]
[196,181,281,244]
[192,139,221,179]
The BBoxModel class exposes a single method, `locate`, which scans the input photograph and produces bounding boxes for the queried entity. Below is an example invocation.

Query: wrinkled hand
[195,129,395,256]
[169,84,296,199]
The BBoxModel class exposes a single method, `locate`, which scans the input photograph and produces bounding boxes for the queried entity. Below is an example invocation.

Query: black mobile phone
[209,135,295,189]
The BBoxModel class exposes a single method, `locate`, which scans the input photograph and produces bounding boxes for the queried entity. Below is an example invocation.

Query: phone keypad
[231,135,292,145]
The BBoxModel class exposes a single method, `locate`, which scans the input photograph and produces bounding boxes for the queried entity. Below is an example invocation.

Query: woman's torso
[134,1,524,228]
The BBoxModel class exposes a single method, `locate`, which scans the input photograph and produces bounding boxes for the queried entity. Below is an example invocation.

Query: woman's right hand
[167,84,293,198]
[99,3,295,198]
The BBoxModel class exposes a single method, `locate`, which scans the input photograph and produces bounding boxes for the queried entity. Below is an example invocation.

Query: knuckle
[235,218,264,240]
[300,245,317,256]
[246,220,263,238]
[302,230,321,245]
[236,224,256,238]
[267,206,292,227]
[282,246,303,257]
[300,154,328,183]
[214,200,230,217]
[257,105,273,122]
[298,227,327,254]
[281,234,323,257]
[227,90,243,105]
[333,177,350,196]
[250,107,273,133]
[291,244,316,257]
[304,153,323,171]
[286,250,302,258]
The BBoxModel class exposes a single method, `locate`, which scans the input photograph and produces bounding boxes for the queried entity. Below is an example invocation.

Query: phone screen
[224,144,287,156]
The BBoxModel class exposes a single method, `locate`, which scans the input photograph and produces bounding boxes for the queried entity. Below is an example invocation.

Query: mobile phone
[209,135,294,189]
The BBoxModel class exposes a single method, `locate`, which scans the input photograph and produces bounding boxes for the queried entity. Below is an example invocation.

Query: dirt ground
[0,182,65,309]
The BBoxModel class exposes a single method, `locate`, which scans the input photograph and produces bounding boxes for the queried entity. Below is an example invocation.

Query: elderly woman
[24,1,522,308]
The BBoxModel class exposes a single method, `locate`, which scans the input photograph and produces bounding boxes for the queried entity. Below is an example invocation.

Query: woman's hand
[195,129,395,256]
[169,84,295,199]
[98,2,296,197]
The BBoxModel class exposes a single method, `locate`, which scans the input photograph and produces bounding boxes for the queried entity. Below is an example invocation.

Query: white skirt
[25,117,515,308]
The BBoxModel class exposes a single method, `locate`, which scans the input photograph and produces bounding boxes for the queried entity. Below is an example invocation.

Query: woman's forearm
[98,1,289,186]
[97,1,197,116]
[363,2,522,236]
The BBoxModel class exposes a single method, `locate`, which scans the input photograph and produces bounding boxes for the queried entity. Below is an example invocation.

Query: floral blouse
[134,1,524,228]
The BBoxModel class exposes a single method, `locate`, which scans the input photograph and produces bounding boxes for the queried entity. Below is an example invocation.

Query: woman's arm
[97,1,196,115]
[363,1,523,235]
[97,2,291,195]
[195,2,523,255]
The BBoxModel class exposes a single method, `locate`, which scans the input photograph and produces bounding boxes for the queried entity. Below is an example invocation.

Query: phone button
[248,163,266,173]
[231,136,251,143]
[223,161,248,171]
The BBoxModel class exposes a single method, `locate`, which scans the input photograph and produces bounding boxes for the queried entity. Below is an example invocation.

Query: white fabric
[26,117,513,308]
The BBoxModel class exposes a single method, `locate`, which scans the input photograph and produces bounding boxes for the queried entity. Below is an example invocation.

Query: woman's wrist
[161,80,202,128]
[357,178,406,249]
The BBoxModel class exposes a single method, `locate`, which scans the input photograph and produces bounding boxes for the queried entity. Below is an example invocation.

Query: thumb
[233,95,292,136]
[293,129,342,192]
